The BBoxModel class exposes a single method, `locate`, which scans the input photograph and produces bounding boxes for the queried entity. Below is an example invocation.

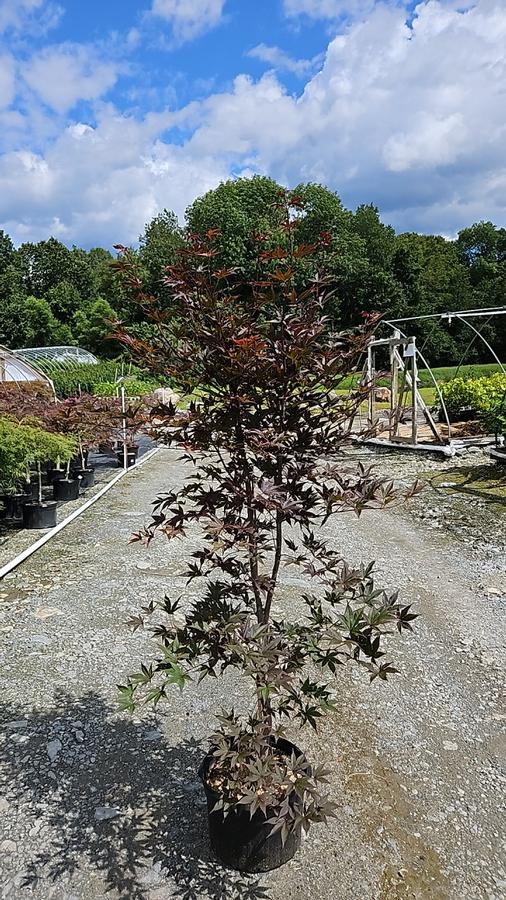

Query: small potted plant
[52,459,80,501]
[22,426,76,528]
[51,395,117,489]
[0,386,62,492]
[48,396,93,491]
[0,416,32,520]
[114,196,421,871]
[112,399,148,467]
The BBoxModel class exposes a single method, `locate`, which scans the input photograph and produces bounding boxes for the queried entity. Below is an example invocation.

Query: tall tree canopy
[0,180,503,366]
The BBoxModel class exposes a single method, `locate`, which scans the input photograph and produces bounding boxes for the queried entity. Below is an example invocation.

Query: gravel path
[0,448,504,900]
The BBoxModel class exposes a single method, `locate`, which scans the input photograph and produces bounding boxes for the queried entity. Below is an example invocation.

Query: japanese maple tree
[114,192,420,840]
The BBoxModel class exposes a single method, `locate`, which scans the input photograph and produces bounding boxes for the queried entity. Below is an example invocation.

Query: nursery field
[0,447,504,900]
[0,380,157,548]
[0,439,155,570]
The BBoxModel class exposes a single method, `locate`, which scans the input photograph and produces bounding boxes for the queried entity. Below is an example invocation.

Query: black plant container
[116,445,139,468]
[74,468,95,490]
[18,480,40,499]
[2,493,32,520]
[438,406,477,424]
[46,468,66,485]
[199,737,304,873]
[22,501,57,530]
[53,478,80,502]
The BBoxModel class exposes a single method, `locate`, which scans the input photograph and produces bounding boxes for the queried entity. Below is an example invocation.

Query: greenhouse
[14,345,99,373]
[0,343,54,387]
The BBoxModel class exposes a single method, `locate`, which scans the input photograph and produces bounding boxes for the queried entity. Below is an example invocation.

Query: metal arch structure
[385,307,506,377]
[1,344,100,401]
[0,344,55,393]
[14,345,99,376]
[10,345,100,398]
[364,306,506,456]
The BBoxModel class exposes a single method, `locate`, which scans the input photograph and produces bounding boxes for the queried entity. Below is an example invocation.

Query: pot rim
[2,491,31,499]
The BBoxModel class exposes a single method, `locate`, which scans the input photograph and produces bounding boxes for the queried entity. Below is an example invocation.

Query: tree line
[0,176,504,366]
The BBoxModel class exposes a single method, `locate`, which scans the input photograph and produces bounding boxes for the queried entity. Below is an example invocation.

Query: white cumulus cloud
[23,44,120,114]
[262,0,506,233]
[248,44,318,76]
[1,0,505,246]
[150,0,226,41]
[0,107,230,246]
[0,0,62,34]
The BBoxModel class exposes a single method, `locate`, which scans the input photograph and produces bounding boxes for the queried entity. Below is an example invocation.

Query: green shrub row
[44,361,160,399]
[93,379,159,398]
[440,372,506,433]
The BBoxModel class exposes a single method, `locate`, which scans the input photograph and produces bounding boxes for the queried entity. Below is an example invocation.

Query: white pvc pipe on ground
[0,447,160,581]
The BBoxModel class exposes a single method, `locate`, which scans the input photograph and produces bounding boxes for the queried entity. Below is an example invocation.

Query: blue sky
[0,0,504,248]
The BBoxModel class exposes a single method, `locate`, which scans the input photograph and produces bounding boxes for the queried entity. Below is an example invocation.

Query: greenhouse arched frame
[364,306,506,457]
[0,344,55,392]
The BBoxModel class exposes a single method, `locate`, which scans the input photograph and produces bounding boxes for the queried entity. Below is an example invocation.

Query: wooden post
[389,330,400,440]
[121,386,128,469]
[367,343,375,427]
[411,337,418,445]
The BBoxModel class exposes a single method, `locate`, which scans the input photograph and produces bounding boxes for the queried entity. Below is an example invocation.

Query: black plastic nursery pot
[2,493,32,520]
[438,406,477,424]
[72,467,95,490]
[22,501,57,530]
[116,446,139,468]
[53,478,80,502]
[46,468,66,485]
[199,737,305,873]
[18,480,40,499]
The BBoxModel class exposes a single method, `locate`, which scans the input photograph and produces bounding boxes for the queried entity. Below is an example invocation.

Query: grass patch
[339,363,502,391]
[335,386,436,411]
[418,363,502,386]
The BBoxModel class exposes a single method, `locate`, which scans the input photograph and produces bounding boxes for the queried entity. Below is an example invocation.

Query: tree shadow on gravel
[429,464,506,505]
[0,692,271,900]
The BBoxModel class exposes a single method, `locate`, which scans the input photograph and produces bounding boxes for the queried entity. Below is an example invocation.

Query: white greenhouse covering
[1,344,99,388]
[14,345,99,372]
[0,344,54,386]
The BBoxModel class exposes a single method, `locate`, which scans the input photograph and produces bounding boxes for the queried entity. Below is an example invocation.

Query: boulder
[152,387,180,406]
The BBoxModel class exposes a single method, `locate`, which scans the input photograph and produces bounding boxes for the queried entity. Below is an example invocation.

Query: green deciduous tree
[186,175,285,274]
[45,280,82,323]
[139,209,183,300]
[0,193,503,366]
[73,298,119,357]
[23,296,74,347]
[0,230,14,275]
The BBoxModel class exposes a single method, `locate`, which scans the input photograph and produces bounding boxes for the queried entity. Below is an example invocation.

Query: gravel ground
[0,447,504,900]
